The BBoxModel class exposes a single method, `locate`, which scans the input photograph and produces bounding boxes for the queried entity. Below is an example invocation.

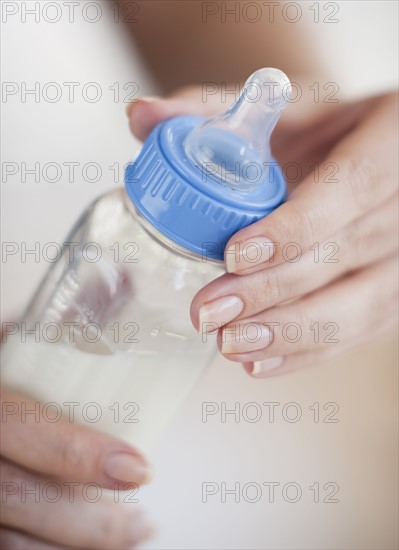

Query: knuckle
[287,306,313,351]
[285,200,319,248]
[342,218,368,271]
[56,426,86,474]
[258,269,281,308]
[341,204,395,272]
[339,156,379,213]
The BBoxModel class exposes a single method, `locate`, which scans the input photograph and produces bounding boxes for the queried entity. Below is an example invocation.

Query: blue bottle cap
[125,68,291,261]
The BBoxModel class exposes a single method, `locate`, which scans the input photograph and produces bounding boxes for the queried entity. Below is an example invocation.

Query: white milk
[1,335,210,453]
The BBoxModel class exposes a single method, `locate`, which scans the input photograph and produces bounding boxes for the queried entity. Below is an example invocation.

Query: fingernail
[104,453,152,485]
[199,296,244,333]
[128,514,155,546]
[251,356,284,377]
[225,238,275,273]
[126,96,160,117]
[221,323,272,354]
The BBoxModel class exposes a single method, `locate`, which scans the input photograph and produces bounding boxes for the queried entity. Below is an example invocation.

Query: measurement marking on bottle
[165,331,188,341]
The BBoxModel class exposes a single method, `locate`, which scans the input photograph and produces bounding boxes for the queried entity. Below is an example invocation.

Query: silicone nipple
[184,68,291,192]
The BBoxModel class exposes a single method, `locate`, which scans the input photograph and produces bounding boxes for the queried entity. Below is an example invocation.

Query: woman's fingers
[0,387,151,487]
[0,460,153,549]
[1,528,68,549]
[194,195,398,331]
[272,95,382,172]
[215,255,398,363]
[243,313,397,379]
[128,86,225,141]
[224,92,398,275]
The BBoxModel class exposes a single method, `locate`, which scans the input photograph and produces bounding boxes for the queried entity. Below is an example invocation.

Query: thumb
[127,85,226,141]
[0,386,152,487]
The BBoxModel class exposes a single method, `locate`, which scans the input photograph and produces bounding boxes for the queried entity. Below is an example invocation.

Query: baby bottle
[1,68,291,453]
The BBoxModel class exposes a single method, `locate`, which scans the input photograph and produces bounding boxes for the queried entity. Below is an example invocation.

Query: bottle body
[1,188,223,453]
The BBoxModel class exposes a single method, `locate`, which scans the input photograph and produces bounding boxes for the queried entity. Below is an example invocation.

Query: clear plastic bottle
[1,68,291,453]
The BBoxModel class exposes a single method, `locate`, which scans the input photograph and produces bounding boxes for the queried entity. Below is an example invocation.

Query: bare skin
[128,88,398,377]
[117,0,325,93]
[2,2,397,546]
[0,387,154,549]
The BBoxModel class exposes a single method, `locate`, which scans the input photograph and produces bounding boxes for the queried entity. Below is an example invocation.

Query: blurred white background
[1,1,398,548]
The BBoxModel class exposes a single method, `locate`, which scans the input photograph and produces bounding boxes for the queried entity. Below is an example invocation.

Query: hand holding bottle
[0,386,153,549]
[128,88,398,377]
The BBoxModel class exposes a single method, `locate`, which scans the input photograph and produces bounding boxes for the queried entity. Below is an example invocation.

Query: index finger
[224,92,398,274]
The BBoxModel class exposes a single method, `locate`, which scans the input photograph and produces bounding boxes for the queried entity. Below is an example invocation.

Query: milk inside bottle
[1,68,291,453]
